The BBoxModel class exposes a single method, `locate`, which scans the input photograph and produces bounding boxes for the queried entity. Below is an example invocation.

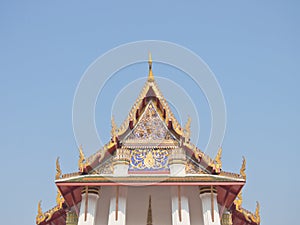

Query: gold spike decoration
[253,201,261,224]
[78,145,86,172]
[111,116,118,139]
[215,147,222,168]
[184,116,191,139]
[147,195,153,225]
[55,157,62,180]
[234,191,261,224]
[240,156,246,180]
[234,191,243,212]
[148,52,154,82]
[36,201,45,224]
[208,147,222,173]
[36,191,66,224]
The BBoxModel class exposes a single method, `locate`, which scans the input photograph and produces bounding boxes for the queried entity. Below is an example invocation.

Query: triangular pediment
[117,80,185,140]
[123,101,179,146]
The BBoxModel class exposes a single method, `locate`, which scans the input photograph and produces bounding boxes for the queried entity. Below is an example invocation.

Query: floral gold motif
[129,149,169,170]
[144,151,155,168]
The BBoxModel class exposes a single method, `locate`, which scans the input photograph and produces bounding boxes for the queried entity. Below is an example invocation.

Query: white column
[171,186,191,225]
[169,148,186,176]
[77,187,100,225]
[113,164,129,176]
[108,186,127,225]
[199,187,221,225]
[113,149,130,176]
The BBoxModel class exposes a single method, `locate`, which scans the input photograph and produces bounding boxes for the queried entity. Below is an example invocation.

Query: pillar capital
[81,186,101,196]
[199,186,221,225]
[112,148,130,165]
[112,148,130,176]
[169,148,186,164]
[78,187,100,225]
[169,148,186,176]
[199,186,217,195]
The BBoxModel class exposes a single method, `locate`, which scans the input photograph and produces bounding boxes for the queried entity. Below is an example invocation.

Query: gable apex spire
[148,52,154,82]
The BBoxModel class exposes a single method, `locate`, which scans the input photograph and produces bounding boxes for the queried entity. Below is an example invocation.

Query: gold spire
[148,52,154,82]
[36,201,45,224]
[55,157,62,180]
[255,201,261,223]
[240,156,246,180]
[111,116,117,138]
[184,116,191,138]
[215,147,222,168]
[78,145,86,172]
[37,200,43,218]
[147,195,152,225]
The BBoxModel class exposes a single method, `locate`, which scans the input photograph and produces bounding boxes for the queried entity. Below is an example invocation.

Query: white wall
[126,186,172,225]
[93,185,205,225]
[186,186,204,225]
[95,187,111,225]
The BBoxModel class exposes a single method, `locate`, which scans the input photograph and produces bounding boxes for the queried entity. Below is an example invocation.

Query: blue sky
[1,1,299,224]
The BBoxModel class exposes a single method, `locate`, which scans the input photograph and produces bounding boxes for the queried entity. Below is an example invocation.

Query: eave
[56,174,245,212]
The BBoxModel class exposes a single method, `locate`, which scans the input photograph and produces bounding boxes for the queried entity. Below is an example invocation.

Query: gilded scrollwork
[129,149,169,171]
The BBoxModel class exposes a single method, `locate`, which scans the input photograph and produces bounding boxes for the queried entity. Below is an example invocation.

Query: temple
[36,55,261,225]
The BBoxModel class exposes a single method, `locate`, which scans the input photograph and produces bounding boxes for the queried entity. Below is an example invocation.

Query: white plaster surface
[200,193,221,225]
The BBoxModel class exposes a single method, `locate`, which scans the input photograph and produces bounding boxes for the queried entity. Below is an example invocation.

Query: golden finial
[78,145,86,172]
[215,147,222,168]
[55,157,62,180]
[255,201,260,223]
[240,156,246,180]
[36,200,45,224]
[111,116,118,138]
[148,52,154,82]
[184,116,191,138]
[37,200,43,217]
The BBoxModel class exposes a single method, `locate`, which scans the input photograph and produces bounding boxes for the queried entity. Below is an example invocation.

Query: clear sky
[1,1,299,225]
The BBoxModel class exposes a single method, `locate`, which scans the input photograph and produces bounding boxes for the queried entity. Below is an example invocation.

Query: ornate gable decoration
[124,101,178,146]
[128,101,174,140]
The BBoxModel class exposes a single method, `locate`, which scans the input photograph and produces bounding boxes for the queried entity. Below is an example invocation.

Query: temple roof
[36,56,260,225]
